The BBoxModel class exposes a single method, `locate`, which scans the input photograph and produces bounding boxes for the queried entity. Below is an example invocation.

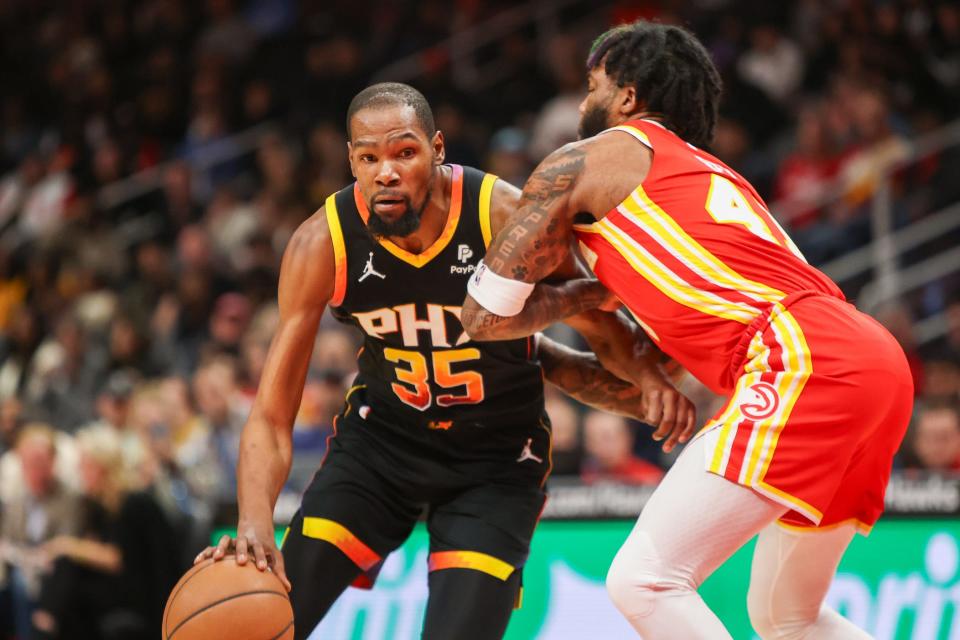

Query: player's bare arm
[462,132,650,336]
[536,334,646,418]
[193,208,335,590]
[464,156,694,448]
[461,141,601,338]
[472,177,639,370]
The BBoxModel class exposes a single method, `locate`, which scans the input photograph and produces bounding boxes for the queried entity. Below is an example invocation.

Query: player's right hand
[193,522,291,592]
[634,366,697,454]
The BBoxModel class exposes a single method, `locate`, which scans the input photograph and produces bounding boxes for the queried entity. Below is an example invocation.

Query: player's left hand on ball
[637,369,696,453]
[194,535,236,565]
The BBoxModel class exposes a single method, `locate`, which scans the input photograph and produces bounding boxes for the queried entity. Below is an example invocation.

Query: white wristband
[467,260,535,317]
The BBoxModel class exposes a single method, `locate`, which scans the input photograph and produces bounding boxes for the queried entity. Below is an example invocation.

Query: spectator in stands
[940,300,960,362]
[27,315,100,431]
[922,358,960,402]
[486,127,533,188]
[291,372,343,455]
[529,33,586,161]
[31,425,179,640]
[207,293,252,359]
[87,371,135,438]
[0,398,22,457]
[190,356,245,502]
[581,411,664,485]
[737,23,804,104]
[311,329,359,379]
[0,305,43,403]
[837,86,911,210]
[774,102,840,231]
[875,302,926,395]
[0,425,81,640]
[304,121,351,209]
[909,399,960,471]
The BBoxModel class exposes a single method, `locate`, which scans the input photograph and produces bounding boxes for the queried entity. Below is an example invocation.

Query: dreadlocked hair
[587,20,722,148]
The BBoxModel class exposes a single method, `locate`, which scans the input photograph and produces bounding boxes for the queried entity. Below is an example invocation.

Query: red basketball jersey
[574,119,844,395]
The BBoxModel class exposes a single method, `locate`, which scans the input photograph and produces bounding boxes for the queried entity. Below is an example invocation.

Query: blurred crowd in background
[0,0,959,637]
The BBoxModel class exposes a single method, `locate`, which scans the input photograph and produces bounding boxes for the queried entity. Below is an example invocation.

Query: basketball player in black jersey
[195,83,694,639]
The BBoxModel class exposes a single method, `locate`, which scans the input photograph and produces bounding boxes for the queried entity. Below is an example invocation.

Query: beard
[366,194,423,238]
[578,101,612,139]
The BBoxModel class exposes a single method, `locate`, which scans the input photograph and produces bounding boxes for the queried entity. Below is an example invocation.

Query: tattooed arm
[463,141,696,450]
[537,334,644,419]
[461,141,600,340]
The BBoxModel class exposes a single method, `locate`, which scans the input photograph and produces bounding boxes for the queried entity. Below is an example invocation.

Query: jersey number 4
[705,174,806,261]
[383,347,485,411]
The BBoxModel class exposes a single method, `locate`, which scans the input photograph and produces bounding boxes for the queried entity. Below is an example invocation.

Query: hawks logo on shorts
[738,382,780,421]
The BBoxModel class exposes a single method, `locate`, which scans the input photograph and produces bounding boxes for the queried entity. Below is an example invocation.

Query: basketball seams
[166,590,290,640]
[163,558,220,634]
[268,620,295,640]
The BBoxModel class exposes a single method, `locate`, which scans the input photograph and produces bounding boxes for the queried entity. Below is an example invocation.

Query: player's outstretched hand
[193,521,291,592]
[636,367,697,453]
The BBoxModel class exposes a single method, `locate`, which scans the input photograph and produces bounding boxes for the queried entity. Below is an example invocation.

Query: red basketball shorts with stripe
[696,291,913,533]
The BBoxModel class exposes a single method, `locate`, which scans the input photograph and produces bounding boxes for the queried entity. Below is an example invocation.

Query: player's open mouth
[373,197,405,215]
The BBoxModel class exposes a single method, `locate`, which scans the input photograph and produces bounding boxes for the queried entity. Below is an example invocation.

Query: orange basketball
[162,556,294,640]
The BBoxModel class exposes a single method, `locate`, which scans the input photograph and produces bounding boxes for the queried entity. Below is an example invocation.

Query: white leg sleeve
[606,436,787,639]
[748,523,872,639]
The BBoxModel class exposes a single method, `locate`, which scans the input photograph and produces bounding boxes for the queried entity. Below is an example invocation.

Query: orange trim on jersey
[302,517,381,570]
[479,173,497,248]
[756,482,823,524]
[428,550,515,581]
[352,165,464,268]
[776,518,874,536]
[319,385,365,468]
[324,194,348,307]
[539,417,554,488]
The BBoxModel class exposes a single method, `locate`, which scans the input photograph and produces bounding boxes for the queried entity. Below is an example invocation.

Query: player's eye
[360,154,376,163]
[399,148,415,158]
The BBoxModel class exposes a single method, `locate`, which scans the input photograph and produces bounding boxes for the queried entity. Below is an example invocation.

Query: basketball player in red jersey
[462,20,912,639]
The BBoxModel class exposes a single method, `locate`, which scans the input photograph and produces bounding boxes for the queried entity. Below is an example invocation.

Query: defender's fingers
[657,395,678,442]
[646,391,665,437]
[678,402,697,443]
[661,396,685,453]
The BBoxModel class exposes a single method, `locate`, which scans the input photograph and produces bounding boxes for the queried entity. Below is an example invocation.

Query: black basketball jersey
[324,164,545,430]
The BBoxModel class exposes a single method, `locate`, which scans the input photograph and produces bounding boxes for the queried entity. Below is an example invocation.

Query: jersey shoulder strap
[459,165,500,248]
[324,184,363,307]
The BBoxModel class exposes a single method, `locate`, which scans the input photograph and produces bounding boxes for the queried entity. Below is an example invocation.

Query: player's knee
[747,584,778,639]
[747,585,815,640]
[605,552,651,618]
[605,531,691,621]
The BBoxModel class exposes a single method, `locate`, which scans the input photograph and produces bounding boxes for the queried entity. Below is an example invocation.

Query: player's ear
[431,130,445,166]
[618,85,638,117]
[346,141,357,178]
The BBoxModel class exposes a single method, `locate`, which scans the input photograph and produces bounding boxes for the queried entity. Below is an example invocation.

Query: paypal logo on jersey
[450,244,478,274]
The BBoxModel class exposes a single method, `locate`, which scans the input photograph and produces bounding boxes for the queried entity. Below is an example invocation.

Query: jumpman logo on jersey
[358,252,386,282]
[516,438,543,464]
